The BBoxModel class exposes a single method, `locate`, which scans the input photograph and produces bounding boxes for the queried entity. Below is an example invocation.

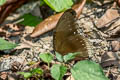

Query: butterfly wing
[53,9,89,58]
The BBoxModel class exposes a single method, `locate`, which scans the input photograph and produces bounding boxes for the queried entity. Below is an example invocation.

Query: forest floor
[0,1,120,80]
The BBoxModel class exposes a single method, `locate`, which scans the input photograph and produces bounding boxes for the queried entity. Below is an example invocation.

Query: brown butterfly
[53,9,92,60]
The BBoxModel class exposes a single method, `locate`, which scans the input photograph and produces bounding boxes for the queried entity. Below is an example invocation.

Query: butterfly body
[53,9,92,59]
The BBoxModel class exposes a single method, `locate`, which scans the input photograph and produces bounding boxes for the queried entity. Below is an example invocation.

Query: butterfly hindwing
[53,9,89,59]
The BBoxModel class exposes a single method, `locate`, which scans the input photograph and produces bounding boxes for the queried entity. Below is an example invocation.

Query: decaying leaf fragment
[96,2,119,29]
[30,0,86,37]
[101,51,120,68]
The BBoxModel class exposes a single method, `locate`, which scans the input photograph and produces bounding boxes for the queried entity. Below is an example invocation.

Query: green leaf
[55,52,63,62]
[63,52,80,62]
[51,64,67,80]
[0,0,6,6]
[39,53,53,63]
[71,60,109,80]
[39,0,45,6]
[30,68,43,75]
[18,72,32,79]
[18,13,43,26]
[43,0,73,12]
[0,38,17,50]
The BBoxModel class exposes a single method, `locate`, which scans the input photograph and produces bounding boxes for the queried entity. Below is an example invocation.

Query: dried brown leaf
[103,18,120,38]
[30,0,86,37]
[96,2,119,28]
[101,51,120,68]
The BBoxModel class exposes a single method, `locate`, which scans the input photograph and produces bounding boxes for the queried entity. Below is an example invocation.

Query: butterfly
[53,9,92,60]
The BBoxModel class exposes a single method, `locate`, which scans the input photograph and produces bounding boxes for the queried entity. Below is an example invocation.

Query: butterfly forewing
[53,9,89,59]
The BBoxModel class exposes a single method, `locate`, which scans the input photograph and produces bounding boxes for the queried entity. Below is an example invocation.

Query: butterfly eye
[70,10,76,16]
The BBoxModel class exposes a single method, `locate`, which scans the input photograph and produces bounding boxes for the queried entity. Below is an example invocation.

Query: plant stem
[48,63,50,68]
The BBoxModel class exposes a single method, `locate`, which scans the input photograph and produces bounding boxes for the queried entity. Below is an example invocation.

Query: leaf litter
[0,0,120,80]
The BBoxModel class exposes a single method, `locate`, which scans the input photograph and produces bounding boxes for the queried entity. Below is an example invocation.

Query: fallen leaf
[101,51,120,68]
[103,19,120,38]
[96,2,119,29]
[30,12,63,37]
[30,0,86,37]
